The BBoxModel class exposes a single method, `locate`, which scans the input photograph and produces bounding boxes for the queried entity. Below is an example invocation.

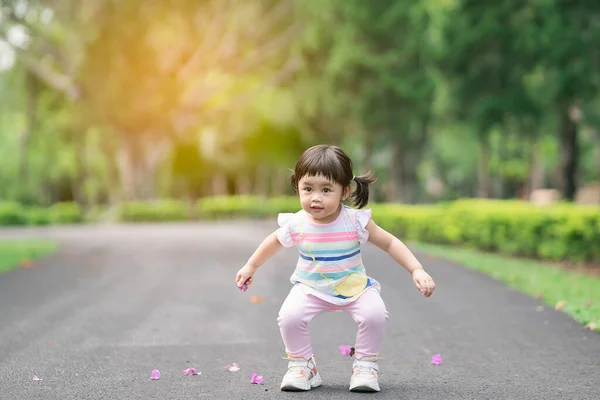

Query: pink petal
[338,345,352,356]
[182,368,200,376]
[33,376,41,381]
[150,369,161,380]
[431,354,442,365]
[250,373,264,384]
[224,363,240,372]
[239,282,248,292]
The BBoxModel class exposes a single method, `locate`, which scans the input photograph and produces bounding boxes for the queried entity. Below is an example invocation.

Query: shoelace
[354,361,378,376]
[288,360,314,378]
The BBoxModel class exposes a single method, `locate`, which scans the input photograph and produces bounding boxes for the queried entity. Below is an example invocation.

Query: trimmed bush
[196,196,298,219]
[49,202,84,224]
[372,199,600,263]
[0,202,28,225]
[116,200,190,222]
[26,207,51,226]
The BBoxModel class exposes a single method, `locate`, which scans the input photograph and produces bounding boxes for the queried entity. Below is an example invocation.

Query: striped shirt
[276,205,381,305]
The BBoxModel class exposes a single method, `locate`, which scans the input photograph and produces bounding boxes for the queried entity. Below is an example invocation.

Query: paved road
[0,222,598,399]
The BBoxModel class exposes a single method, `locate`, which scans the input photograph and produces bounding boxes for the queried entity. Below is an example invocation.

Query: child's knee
[357,309,388,328]
[277,309,306,330]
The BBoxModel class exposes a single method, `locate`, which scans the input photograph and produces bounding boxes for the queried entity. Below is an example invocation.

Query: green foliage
[373,199,600,263]
[26,207,51,226]
[0,239,59,274]
[0,201,83,226]
[48,202,84,224]
[116,200,191,222]
[2,1,600,206]
[413,242,600,327]
[197,196,298,219]
[0,202,28,225]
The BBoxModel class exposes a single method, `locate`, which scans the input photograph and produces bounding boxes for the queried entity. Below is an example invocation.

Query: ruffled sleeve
[355,209,372,244]
[276,213,295,248]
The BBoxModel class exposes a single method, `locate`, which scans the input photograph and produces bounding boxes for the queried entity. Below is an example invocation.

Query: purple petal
[250,373,264,384]
[338,345,352,356]
[33,376,40,381]
[150,369,161,380]
[431,354,442,365]
[182,368,199,376]
[239,283,248,292]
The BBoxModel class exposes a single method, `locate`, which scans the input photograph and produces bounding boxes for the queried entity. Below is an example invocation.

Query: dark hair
[289,144,377,208]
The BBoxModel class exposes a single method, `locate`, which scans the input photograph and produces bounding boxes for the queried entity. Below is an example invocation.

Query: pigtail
[351,171,377,208]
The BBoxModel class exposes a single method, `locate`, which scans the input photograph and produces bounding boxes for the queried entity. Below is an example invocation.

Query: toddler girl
[235,144,435,392]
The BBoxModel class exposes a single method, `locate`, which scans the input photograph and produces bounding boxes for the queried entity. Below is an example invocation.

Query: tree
[296,0,437,203]
[441,0,540,198]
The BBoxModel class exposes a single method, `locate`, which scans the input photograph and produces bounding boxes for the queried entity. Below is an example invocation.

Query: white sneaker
[280,356,322,391]
[349,358,380,392]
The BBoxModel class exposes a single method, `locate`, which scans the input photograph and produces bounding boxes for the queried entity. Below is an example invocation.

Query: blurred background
[1,0,599,209]
[1,0,599,333]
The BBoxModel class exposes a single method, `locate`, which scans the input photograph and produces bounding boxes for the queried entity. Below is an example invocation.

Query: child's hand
[235,264,257,290]
[412,269,435,298]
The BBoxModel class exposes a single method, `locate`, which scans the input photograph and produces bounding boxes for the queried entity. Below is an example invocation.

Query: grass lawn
[0,239,59,274]
[412,242,600,330]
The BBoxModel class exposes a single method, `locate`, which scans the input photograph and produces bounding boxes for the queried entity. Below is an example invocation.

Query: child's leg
[277,285,332,359]
[342,289,389,359]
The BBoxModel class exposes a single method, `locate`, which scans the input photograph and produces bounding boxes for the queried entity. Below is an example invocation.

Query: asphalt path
[0,222,598,399]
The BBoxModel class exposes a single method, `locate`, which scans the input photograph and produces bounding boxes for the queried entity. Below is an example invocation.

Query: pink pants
[277,285,389,360]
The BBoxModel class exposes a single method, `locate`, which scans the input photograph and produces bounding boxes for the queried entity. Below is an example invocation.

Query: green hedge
[1,197,599,263]
[0,201,83,225]
[197,196,299,219]
[373,199,600,263]
[116,200,190,222]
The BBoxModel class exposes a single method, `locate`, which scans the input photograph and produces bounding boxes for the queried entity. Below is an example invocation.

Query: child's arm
[365,219,436,298]
[235,231,283,288]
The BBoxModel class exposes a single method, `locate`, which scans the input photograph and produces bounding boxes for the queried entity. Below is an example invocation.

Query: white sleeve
[355,209,372,244]
[276,213,295,248]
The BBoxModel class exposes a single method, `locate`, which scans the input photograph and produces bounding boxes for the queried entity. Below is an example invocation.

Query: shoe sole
[349,383,380,392]
[281,373,322,391]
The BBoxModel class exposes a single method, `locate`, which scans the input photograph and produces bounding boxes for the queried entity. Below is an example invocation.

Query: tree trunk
[254,163,270,196]
[387,152,400,202]
[559,108,579,201]
[477,137,492,198]
[388,139,419,204]
[361,132,376,201]
[18,72,39,185]
[272,167,289,196]
[211,173,228,196]
[593,129,600,185]
[71,125,88,207]
[117,135,167,201]
[529,137,545,192]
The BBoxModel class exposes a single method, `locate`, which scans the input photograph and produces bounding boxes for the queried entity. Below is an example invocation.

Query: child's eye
[303,187,312,192]
[323,188,331,193]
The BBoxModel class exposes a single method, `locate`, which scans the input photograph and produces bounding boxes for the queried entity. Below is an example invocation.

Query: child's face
[297,174,350,223]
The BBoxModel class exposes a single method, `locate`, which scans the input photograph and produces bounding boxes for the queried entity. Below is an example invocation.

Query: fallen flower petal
[431,354,442,365]
[33,376,41,381]
[150,369,161,380]
[250,296,263,303]
[250,373,264,384]
[182,368,200,376]
[338,345,352,356]
[225,363,240,372]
